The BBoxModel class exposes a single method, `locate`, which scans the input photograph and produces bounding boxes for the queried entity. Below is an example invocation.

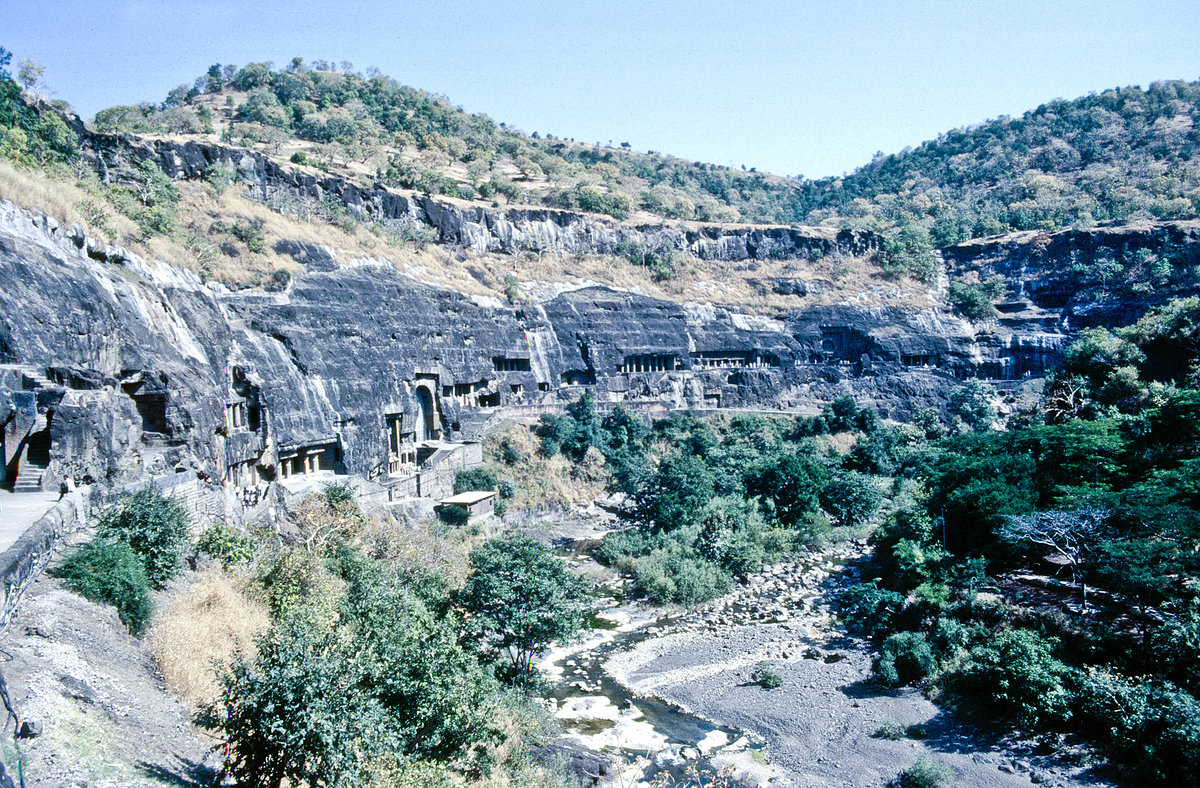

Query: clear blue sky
[7,1,1200,178]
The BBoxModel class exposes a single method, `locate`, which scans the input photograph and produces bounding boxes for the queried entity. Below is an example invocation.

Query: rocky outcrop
[0,198,1001,492]
[942,220,1200,327]
[99,136,877,262]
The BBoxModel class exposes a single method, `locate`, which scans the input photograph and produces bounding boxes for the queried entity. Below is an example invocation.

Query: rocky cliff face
[0,197,986,493]
[7,137,1200,497]
[942,220,1200,327]
[109,136,877,262]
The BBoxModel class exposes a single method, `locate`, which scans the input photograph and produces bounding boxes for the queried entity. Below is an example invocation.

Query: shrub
[873,719,907,738]
[437,504,470,526]
[230,220,266,253]
[944,628,1071,729]
[323,481,356,508]
[750,662,783,689]
[197,523,256,568]
[259,547,345,629]
[632,550,732,606]
[893,755,954,788]
[820,470,883,529]
[98,487,190,588]
[1073,669,1200,783]
[837,584,906,641]
[54,539,154,634]
[876,631,936,687]
[454,467,497,494]
[948,280,1003,321]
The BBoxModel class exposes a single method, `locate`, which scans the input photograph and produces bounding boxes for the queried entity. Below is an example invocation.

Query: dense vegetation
[0,47,78,167]
[7,44,1200,302]
[520,394,905,606]
[209,486,590,787]
[837,296,1200,784]
[796,81,1200,238]
[53,487,190,633]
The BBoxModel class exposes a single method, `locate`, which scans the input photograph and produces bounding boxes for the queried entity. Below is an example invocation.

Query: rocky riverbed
[546,538,1115,788]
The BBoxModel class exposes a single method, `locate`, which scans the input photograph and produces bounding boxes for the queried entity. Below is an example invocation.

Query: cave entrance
[416,386,438,442]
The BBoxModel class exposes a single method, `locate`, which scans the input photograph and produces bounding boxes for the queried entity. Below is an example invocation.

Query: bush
[893,755,954,788]
[948,280,1003,321]
[632,550,732,606]
[454,467,497,494]
[259,547,344,629]
[54,539,153,634]
[197,523,256,568]
[876,631,936,687]
[750,662,783,689]
[1073,669,1200,783]
[437,504,470,526]
[98,487,190,588]
[944,628,1071,729]
[323,481,356,508]
[837,584,906,641]
[820,470,883,529]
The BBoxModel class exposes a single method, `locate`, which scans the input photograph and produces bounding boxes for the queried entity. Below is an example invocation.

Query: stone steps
[13,463,47,493]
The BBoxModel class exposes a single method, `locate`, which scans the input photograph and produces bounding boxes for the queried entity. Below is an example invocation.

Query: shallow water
[547,538,772,784]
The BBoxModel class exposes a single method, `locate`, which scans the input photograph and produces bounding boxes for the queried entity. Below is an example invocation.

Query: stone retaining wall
[0,490,90,632]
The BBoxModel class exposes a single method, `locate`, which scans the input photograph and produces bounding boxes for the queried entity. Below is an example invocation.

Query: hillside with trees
[88,61,1200,238]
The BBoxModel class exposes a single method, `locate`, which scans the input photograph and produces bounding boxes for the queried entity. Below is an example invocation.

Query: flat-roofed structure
[438,490,496,520]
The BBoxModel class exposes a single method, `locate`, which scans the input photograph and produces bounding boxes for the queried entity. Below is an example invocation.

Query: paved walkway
[0,490,64,553]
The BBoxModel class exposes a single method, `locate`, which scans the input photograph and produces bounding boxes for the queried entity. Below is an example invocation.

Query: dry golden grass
[484,427,609,510]
[0,160,133,239]
[0,161,214,274]
[3,148,934,315]
[148,567,269,712]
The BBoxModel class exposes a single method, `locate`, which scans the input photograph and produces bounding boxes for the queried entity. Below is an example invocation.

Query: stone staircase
[20,368,54,391]
[12,462,47,493]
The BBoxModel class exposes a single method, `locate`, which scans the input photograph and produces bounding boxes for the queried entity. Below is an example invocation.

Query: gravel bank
[605,545,1113,788]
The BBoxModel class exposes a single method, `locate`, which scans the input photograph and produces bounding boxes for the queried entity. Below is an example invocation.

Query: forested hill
[87,61,1200,235]
[790,80,1200,241]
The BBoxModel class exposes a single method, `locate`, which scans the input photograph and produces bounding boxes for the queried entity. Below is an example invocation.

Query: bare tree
[1003,507,1113,611]
[17,59,45,97]
[1044,374,1089,424]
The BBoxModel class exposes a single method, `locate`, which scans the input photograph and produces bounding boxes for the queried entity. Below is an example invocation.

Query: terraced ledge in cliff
[943,220,1200,326]
[97,135,880,261]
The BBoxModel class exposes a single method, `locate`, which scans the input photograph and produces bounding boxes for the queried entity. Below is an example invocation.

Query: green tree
[947,379,996,432]
[458,536,587,680]
[635,451,715,530]
[820,469,883,528]
[748,450,828,528]
[98,487,190,588]
[878,225,938,283]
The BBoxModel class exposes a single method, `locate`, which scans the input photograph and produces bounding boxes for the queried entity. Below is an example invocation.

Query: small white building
[438,490,496,520]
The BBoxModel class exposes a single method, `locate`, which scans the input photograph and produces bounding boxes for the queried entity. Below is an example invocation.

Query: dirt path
[604,544,1113,788]
[2,569,219,787]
